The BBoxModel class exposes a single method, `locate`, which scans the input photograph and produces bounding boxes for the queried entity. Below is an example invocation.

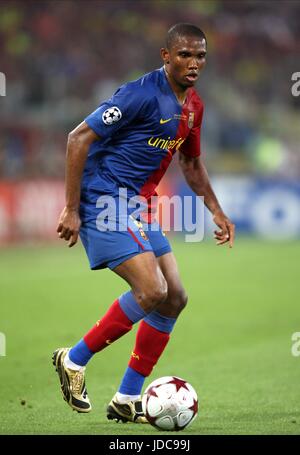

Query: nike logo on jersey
[160,118,172,124]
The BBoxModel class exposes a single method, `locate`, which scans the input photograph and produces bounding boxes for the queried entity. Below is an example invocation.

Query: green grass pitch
[0,237,300,435]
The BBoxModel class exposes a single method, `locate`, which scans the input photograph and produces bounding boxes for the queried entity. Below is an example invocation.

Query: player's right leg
[53,220,167,414]
[106,252,168,423]
[108,222,188,423]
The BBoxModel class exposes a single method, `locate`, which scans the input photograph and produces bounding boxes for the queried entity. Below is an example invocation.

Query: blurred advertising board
[176,177,300,240]
[0,181,64,244]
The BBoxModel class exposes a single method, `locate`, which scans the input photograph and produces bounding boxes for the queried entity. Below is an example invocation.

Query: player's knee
[177,289,188,313]
[138,281,168,313]
[170,288,188,316]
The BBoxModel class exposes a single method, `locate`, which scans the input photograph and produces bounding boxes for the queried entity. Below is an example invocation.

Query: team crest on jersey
[102,106,122,125]
[188,112,195,129]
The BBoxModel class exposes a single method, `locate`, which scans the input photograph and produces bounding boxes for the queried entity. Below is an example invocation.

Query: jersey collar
[160,66,187,107]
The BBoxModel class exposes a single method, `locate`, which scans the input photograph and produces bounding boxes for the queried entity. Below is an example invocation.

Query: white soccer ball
[142,376,198,431]
[102,106,122,125]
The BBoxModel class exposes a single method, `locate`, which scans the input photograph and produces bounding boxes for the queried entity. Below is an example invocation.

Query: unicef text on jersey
[95,188,204,242]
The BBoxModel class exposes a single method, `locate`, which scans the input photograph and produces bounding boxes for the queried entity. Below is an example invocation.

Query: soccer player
[53,23,235,423]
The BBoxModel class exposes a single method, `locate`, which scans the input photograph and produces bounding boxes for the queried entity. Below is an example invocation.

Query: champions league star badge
[188,112,195,129]
[102,106,122,125]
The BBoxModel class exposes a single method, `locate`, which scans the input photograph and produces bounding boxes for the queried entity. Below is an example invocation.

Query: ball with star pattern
[142,376,198,431]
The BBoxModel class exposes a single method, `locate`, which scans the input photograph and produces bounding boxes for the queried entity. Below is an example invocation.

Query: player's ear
[160,48,170,65]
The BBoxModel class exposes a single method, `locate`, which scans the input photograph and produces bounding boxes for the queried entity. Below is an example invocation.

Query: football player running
[53,23,235,423]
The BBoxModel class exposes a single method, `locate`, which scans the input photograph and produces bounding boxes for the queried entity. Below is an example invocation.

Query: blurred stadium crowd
[0,0,299,180]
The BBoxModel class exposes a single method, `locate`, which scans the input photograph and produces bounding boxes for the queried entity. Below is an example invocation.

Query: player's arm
[178,153,235,247]
[57,121,99,247]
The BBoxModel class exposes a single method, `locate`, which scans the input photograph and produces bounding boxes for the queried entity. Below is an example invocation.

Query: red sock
[128,320,170,376]
[84,299,133,352]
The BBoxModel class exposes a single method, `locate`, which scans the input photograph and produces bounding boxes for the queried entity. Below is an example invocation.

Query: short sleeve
[180,104,204,158]
[84,83,146,139]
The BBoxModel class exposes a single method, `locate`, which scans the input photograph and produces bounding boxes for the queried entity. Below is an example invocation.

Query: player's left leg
[110,250,187,422]
[127,251,187,375]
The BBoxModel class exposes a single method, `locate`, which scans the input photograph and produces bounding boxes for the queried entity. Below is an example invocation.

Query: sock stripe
[144,310,176,333]
[69,339,94,366]
[118,366,145,396]
[119,291,146,323]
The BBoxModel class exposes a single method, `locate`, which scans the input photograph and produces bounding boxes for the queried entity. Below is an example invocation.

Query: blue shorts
[79,214,171,270]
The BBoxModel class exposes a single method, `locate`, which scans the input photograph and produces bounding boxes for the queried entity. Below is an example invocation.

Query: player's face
[161,36,207,90]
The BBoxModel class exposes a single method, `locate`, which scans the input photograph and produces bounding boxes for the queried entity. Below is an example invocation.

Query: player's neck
[164,67,187,106]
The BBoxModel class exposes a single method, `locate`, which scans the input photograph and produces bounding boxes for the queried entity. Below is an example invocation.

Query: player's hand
[213,211,235,248]
[56,207,81,247]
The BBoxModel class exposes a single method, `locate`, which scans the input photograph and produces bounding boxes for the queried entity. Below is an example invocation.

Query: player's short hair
[166,23,206,49]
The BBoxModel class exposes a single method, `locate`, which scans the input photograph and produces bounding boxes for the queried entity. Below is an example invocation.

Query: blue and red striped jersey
[82,66,204,206]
